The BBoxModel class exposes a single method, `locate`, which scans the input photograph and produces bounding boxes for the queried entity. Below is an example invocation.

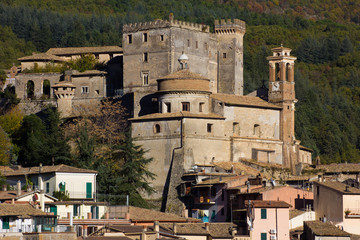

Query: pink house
[246,200,291,240]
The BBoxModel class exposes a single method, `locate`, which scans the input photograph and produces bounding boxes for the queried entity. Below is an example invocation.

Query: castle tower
[215,19,246,95]
[267,46,297,169]
[52,82,76,118]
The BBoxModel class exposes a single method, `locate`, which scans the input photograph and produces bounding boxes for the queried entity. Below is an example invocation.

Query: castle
[6,15,312,205]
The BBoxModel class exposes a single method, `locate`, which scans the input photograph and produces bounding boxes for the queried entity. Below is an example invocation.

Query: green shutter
[50,206,57,216]
[73,204,79,216]
[2,217,9,229]
[261,233,267,240]
[86,182,92,199]
[261,208,267,219]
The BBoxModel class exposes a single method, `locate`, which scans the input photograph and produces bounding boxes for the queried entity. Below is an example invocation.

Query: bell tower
[267,46,297,169]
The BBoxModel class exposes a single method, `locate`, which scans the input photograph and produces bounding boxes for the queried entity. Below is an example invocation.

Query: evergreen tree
[75,123,96,169]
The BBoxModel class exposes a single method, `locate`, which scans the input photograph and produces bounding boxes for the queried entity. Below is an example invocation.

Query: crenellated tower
[215,19,246,95]
[52,82,76,118]
[267,46,297,169]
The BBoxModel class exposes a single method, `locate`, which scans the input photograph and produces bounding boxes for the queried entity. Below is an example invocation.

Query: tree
[75,123,96,169]
[96,131,155,208]
[0,126,11,165]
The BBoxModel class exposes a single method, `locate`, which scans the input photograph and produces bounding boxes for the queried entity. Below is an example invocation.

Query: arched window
[154,124,161,133]
[26,80,35,99]
[286,63,290,82]
[275,63,280,81]
[42,80,50,99]
[254,124,261,137]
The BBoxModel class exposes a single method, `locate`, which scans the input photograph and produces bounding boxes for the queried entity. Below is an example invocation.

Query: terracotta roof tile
[47,46,123,55]
[130,112,225,121]
[304,221,350,236]
[2,164,97,177]
[212,162,260,177]
[0,203,50,217]
[71,70,107,76]
[128,206,193,222]
[86,237,133,240]
[159,223,236,238]
[314,181,360,194]
[245,200,292,208]
[18,53,65,62]
[196,175,245,186]
[316,163,360,173]
[211,93,282,109]
[52,82,76,88]
[158,69,209,81]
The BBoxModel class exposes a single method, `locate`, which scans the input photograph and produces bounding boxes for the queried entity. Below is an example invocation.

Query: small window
[199,102,205,112]
[221,189,225,201]
[211,186,216,196]
[154,124,161,133]
[207,123,213,133]
[196,41,198,48]
[46,182,50,193]
[317,186,320,195]
[142,72,149,85]
[261,208,267,219]
[165,102,171,113]
[233,122,240,135]
[73,204,80,216]
[143,33,148,42]
[128,34,132,44]
[81,86,89,94]
[160,35,164,41]
[223,53,227,58]
[254,124,261,137]
[221,207,224,216]
[182,102,190,112]
[143,53,148,62]
[261,233,267,240]
[187,39,190,47]
[95,90,100,95]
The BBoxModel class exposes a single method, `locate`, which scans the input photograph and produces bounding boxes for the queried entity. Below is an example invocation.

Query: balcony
[194,196,215,204]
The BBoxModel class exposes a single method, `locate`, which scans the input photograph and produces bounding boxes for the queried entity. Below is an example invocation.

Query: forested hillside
[1,0,360,163]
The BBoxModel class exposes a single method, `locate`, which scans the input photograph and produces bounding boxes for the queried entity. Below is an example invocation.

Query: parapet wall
[214,19,246,34]
[123,19,210,33]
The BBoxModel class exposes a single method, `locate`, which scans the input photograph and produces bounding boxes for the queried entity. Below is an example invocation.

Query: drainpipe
[276,208,278,240]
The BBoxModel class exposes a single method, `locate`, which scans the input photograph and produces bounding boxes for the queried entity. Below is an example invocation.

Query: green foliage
[53,190,70,201]
[64,54,105,72]
[14,106,71,166]
[0,85,20,111]
[75,123,96,169]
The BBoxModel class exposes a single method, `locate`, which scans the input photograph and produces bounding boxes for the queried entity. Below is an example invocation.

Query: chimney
[205,222,209,231]
[16,180,21,196]
[125,212,130,220]
[173,223,177,234]
[141,226,147,240]
[345,186,350,192]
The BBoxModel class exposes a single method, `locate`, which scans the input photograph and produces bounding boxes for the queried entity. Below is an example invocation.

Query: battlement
[214,19,246,34]
[123,19,210,33]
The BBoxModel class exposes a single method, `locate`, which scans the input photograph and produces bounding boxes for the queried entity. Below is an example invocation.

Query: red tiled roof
[211,93,282,109]
[47,46,123,55]
[314,181,360,194]
[128,206,199,222]
[245,200,291,208]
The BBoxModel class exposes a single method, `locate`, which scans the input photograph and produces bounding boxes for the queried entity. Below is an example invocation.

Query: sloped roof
[108,225,146,233]
[0,203,50,217]
[128,206,198,222]
[18,53,65,62]
[304,221,350,237]
[213,161,260,177]
[158,69,209,81]
[2,164,97,177]
[316,163,360,174]
[195,175,245,186]
[245,200,291,208]
[47,46,123,55]
[52,82,76,88]
[71,70,107,76]
[314,181,360,195]
[130,112,225,121]
[211,93,282,110]
[290,209,306,219]
[159,223,235,238]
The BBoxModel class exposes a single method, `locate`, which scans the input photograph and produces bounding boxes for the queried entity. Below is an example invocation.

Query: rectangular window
[2,217,9,229]
[207,123,213,133]
[143,52,148,62]
[196,41,198,48]
[221,189,225,201]
[81,86,89,94]
[143,33,148,42]
[73,204,80,216]
[317,186,319,195]
[233,122,240,135]
[86,182,92,199]
[142,72,149,85]
[46,182,50,193]
[261,208,267,219]
[160,35,164,41]
[187,39,190,47]
[199,102,205,112]
[165,102,171,113]
[223,53,227,58]
[221,207,224,216]
[128,34,132,44]
[261,233,267,240]
[182,102,190,112]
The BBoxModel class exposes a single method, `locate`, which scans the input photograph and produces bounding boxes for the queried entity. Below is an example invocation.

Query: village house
[303,221,351,240]
[313,180,360,235]
[245,200,291,240]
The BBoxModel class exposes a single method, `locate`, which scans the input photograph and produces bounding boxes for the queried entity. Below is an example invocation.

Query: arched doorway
[26,80,35,99]
[42,80,50,99]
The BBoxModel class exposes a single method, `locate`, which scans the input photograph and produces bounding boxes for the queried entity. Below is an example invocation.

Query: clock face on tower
[272,82,280,92]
